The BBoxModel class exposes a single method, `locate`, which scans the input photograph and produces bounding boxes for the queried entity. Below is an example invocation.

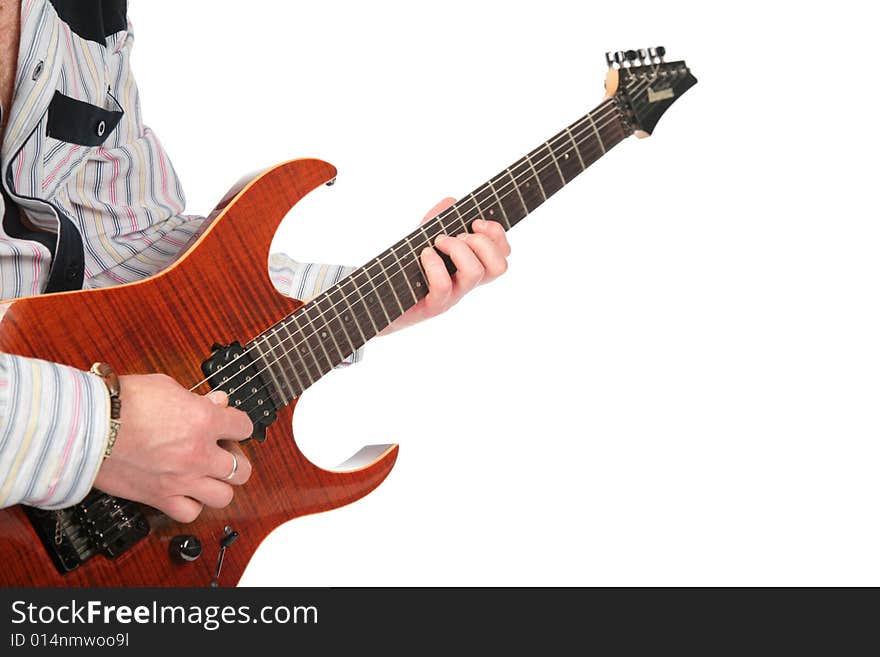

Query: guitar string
[224,101,623,398]
[194,73,657,408]
[188,99,624,398]
[223,109,636,405]
[223,73,664,406]
[207,102,624,410]
[196,74,655,408]
[194,76,653,410]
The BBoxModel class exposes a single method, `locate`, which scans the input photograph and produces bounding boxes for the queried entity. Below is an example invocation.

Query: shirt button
[65,265,79,281]
[97,120,106,137]
[32,60,44,80]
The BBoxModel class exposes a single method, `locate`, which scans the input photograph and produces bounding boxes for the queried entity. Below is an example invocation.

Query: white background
[129,1,878,585]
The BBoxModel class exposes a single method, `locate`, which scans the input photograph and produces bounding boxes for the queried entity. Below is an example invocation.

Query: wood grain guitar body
[0,159,398,586]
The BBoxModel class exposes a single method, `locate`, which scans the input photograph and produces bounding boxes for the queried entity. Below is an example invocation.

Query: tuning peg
[649,45,666,62]
[638,48,649,64]
[624,50,639,65]
[605,51,615,69]
[614,51,626,67]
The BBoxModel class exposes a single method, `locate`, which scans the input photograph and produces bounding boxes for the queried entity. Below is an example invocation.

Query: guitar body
[0,159,398,586]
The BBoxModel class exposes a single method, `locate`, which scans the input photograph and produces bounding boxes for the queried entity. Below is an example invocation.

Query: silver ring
[223,452,238,481]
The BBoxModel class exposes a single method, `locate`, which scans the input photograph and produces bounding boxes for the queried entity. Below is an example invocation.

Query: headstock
[604,47,697,137]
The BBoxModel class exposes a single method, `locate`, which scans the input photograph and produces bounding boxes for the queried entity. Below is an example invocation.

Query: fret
[250,336,286,405]
[323,292,359,357]
[416,224,436,249]
[379,249,420,308]
[385,245,419,304]
[373,252,406,313]
[405,256,428,299]
[504,167,531,217]
[337,277,379,340]
[310,295,349,362]
[326,284,369,346]
[572,114,613,169]
[298,306,336,372]
[402,235,429,298]
[351,268,391,328]
[529,143,564,198]
[262,328,297,401]
[549,132,583,184]
[286,314,327,383]
[277,318,309,393]
[453,194,480,230]
[564,126,586,171]
[470,191,490,228]
[431,206,463,237]
[523,153,548,201]
[586,112,606,155]
[509,160,544,213]
[451,204,470,233]
[485,178,512,230]
[545,140,566,184]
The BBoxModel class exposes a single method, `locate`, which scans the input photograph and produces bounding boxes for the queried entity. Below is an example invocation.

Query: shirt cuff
[0,353,109,510]
[268,253,365,366]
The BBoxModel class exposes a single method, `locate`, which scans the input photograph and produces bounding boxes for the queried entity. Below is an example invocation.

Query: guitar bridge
[24,490,150,574]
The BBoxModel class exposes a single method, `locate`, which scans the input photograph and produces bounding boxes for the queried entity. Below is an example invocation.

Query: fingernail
[435,234,448,245]
[207,390,227,406]
[473,219,486,228]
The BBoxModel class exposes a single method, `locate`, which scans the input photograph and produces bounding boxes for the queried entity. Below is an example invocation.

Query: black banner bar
[0,587,874,652]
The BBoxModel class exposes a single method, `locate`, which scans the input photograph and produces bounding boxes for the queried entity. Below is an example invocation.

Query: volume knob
[170,535,202,562]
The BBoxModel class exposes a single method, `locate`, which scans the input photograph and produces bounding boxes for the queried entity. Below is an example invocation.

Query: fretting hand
[380,198,511,334]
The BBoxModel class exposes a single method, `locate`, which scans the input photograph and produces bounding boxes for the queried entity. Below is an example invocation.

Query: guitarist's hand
[380,198,511,334]
[93,374,254,523]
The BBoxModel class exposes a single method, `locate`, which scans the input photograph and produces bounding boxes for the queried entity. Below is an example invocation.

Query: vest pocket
[46,90,124,147]
[41,90,125,193]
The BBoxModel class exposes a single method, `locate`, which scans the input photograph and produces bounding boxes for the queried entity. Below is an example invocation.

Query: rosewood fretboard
[232,98,630,410]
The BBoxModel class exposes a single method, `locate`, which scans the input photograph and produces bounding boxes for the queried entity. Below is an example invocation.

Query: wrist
[90,362,122,458]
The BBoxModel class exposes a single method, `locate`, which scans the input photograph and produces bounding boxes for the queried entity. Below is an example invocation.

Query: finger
[205,389,252,439]
[208,445,252,485]
[187,477,235,509]
[457,233,508,281]
[434,234,485,292]
[160,496,204,524]
[420,246,453,309]
[420,197,456,225]
[215,405,255,441]
[472,219,511,256]
[223,442,253,483]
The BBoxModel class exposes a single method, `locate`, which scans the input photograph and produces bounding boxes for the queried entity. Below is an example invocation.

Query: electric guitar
[0,49,696,586]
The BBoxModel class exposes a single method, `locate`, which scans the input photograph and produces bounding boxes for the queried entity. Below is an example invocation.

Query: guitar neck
[250,97,631,405]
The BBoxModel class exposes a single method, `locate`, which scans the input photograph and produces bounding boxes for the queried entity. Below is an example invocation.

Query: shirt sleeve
[0,353,109,510]
[268,253,363,365]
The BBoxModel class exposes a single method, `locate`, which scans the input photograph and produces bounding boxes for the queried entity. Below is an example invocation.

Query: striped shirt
[0,0,358,510]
